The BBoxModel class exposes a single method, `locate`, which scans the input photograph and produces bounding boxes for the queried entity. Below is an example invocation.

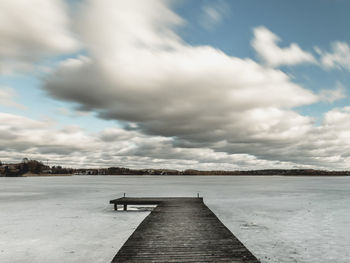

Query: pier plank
[110,197,260,263]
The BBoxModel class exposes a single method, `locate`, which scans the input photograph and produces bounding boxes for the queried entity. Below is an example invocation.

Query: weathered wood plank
[110,197,260,263]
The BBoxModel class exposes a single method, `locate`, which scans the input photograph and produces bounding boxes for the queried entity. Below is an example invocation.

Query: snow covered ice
[1,175,349,263]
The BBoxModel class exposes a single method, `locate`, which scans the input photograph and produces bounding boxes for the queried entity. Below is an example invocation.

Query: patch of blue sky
[292,68,350,125]
[176,0,350,58]
[174,0,254,59]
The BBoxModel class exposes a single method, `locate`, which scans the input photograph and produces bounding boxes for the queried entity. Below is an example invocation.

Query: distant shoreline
[15,173,350,177]
[22,173,72,177]
[2,159,350,177]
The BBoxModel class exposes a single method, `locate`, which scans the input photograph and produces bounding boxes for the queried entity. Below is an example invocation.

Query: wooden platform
[109,197,261,263]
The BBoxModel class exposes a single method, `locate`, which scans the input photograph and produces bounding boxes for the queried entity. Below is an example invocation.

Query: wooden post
[114,203,118,211]
[124,204,127,211]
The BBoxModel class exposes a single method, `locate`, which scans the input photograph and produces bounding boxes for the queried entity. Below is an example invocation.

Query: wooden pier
[109,197,260,263]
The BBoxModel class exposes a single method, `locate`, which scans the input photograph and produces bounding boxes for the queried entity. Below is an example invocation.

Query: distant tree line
[0,158,48,177]
[182,169,350,176]
[51,166,74,174]
[1,159,350,177]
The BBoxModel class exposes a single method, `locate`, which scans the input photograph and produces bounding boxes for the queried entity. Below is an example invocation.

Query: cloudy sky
[1,0,350,170]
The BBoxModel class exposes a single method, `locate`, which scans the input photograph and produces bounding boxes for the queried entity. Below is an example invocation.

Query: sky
[1,0,350,170]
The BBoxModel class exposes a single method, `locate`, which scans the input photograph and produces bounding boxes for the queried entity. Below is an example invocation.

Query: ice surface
[1,176,349,263]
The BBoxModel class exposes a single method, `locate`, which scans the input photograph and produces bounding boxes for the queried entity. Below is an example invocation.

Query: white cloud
[319,83,346,103]
[199,0,230,30]
[0,87,26,110]
[252,26,316,67]
[0,0,79,74]
[323,107,350,127]
[316,41,350,71]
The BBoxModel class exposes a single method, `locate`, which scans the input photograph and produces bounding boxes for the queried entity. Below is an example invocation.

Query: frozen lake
[1,175,349,263]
